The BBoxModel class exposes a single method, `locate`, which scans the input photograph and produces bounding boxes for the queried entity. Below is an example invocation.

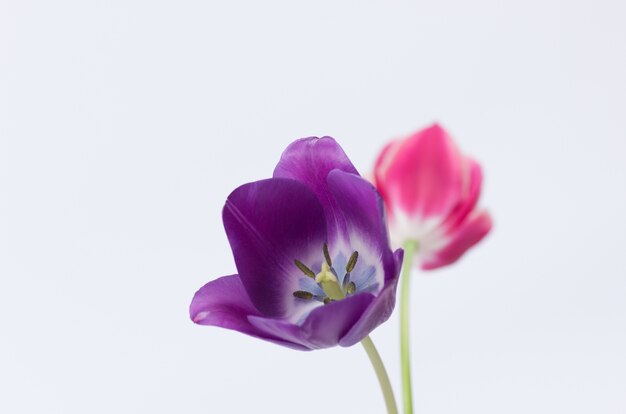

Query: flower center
[292,243,358,304]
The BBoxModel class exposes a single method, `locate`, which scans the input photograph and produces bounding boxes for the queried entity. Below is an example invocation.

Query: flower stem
[400,240,418,414]
[361,335,398,414]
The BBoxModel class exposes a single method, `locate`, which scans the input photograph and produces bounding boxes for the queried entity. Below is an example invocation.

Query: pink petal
[422,210,493,270]
[375,124,465,220]
[441,158,483,234]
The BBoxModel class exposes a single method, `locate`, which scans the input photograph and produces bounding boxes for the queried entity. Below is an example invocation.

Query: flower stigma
[316,261,344,301]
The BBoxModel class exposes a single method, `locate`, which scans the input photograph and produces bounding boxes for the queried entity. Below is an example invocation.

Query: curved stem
[400,240,418,414]
[361,335,398,414]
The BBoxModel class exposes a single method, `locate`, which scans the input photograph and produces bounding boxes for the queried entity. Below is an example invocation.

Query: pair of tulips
[190,124,492,413]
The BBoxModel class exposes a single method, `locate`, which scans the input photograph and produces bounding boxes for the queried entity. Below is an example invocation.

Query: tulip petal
[273,137,359,242]
[326,170,387,248]
[223,178,327,318]
[442,158,483,233]
[339,284,397,347]
[422,210,493,270]
[248,292,375,350]
[339,248,403,346]
[190,275,309,350]
[375,124,465,219]
[326,170,398,284]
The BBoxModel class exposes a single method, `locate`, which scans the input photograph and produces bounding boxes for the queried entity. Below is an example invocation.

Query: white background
[1,1,625,413]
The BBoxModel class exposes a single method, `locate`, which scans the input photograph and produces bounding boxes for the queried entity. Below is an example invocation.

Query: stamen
[323,243,332,266]
[293,290,314,300]
[294,260,315,279]
[346,281,356,295]
[323,297,334,305]
[346,251,359,273]
[342,272,351,290]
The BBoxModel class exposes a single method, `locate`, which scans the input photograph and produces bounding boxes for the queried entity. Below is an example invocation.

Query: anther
[342,272,351,290]
[323,297,334,305]
[293,291,314,300]
[323,243,332,266]
[294,260,315,279]
[346,282,356,295]
[346,251,359,273]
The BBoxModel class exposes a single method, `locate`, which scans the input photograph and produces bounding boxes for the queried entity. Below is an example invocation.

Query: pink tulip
[374,124,492,270]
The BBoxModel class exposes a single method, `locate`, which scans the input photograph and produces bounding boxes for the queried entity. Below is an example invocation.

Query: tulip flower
[374,123,492,269]
[191,137,402,413]
[373,123,492,414]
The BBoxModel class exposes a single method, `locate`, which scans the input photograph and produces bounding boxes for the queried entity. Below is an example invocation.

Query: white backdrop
[1,1,625,413]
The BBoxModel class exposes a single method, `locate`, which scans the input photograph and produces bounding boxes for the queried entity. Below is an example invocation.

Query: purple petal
[190,275,309,350]
[339,249,403,346]
[339,249,404,347]
[327,170,399,282]
[223,178,327,318]
[326,170,388,249]
[248,293,375,350]
[273,137,359,242]
[339,286,396,346]
[300,293,375,348]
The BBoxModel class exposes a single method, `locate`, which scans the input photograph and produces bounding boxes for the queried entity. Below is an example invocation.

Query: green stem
[400,240,418,414]
[361,335,398,414]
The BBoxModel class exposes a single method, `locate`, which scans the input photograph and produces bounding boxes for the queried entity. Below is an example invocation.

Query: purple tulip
[190,137,403,350]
